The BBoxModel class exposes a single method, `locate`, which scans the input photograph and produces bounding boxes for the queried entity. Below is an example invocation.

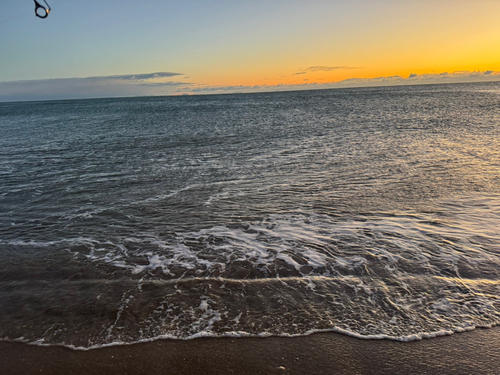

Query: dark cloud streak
[99,72,183,80]
[0,72,188,102]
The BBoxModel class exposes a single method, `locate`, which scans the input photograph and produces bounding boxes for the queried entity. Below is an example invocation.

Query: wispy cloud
[293,66,359,75]
[188,70,500,95]
[0,72,188,102]
[305,66,359,72]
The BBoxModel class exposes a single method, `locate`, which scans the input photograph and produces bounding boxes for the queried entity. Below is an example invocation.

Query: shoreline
[1,327,500,374]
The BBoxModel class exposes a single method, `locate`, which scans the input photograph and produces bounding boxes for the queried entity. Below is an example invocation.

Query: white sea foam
[3,197,500,349]
[64,196,500,285]
[3,321,497,352]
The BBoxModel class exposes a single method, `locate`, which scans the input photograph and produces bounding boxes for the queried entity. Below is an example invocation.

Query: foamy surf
[1,196,499,348]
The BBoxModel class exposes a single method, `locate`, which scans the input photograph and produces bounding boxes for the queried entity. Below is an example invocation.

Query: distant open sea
[0,82,499,349]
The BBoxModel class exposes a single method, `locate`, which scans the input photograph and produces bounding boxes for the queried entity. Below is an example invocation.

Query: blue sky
[1,0,500,101]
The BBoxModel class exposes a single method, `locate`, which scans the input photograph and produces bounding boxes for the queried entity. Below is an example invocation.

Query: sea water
[0,82,499,349]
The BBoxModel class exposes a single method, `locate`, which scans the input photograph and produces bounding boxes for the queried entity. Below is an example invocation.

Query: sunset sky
[1,0,500,101]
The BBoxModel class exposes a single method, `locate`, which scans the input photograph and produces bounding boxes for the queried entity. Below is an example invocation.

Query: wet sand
[1,327,499,375]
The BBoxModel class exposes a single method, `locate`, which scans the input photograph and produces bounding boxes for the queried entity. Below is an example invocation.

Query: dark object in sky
[34,0,50,18]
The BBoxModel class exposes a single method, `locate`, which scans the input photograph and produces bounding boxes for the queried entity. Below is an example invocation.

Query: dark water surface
[1,83,499,348]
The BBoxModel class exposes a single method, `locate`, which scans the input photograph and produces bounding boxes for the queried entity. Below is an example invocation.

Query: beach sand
[1,327,499,374]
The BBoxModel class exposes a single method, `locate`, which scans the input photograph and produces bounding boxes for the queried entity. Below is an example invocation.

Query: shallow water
[1,82,499,348]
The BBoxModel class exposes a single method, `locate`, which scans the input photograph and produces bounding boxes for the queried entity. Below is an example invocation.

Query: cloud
[103,72,182,80]
[0,72,189,101]
[304,66,359,72]
[187,70,500,95]
[292,66,359,76]
[401,70,500,83]
[1,70,499,102]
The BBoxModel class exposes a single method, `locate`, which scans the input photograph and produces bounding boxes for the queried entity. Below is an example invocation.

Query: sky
[1,0,500,101]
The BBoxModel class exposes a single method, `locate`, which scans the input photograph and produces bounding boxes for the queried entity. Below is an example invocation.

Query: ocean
[0,82,499,349]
